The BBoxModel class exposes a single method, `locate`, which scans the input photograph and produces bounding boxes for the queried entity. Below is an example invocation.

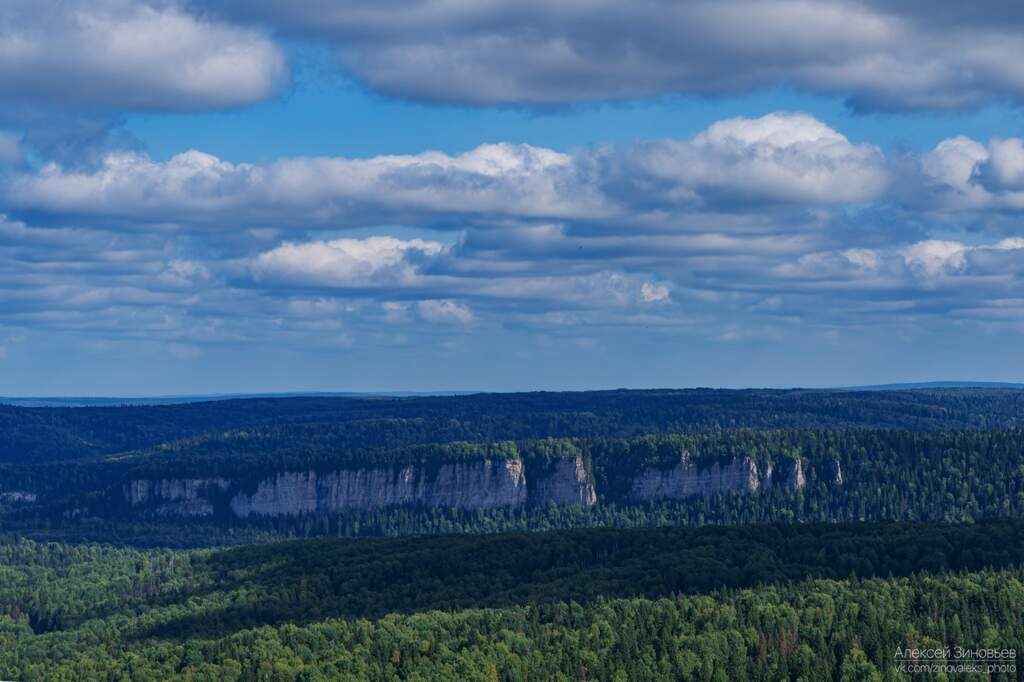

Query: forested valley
[2,389,1024,679]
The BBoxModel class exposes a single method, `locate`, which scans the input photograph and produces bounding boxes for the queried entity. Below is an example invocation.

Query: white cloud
[0,0,286,111]
[6,113,887,230]
[842,249,881,272]
[640,282,671,302]
[995,237,1024,250]
[900,240,968,277]
[915,134,1024,213]
[774,248,884,281]
[417,299,473,324]
[251,236,446,287]
[611,113,887,205]
[984,138,1024,190]
[697,113,847,148]
[7,143,604,228]
[6,111,1024,358]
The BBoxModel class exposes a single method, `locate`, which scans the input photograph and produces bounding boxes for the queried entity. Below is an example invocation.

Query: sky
[3,1,1024,395]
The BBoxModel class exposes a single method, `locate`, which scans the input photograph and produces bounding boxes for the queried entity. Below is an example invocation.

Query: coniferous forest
[2,389,1024,679]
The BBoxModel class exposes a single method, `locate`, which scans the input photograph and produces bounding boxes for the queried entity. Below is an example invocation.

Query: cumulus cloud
[907,134,1024,217]
[5,143,602,228]
[981,138,1024,190]
[198,0,1024,111]
[900,240,969,277]
[5,113,1024,362]
[0,0,286,111]
[250,236,446,287]
[5,113,885,230]
[600,113,887,206]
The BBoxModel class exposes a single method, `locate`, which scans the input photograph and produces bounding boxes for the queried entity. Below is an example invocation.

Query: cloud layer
[197,0,1024,111]
[5,1,1018,114]
[3,3,1024,388]
[3,112,1024,370]
[5,114,887,231]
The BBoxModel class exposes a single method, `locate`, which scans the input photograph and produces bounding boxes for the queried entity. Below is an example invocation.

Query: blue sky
[3,1,1024,395]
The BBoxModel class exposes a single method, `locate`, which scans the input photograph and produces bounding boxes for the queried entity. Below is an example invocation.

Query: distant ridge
[0,391,478,408]
[4,384,1024,407]
[841,381,1024,391]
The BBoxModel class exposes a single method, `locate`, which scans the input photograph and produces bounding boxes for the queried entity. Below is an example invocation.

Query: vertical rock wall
[123,453,816,517]
[628,453,807,502]
[529,456,597,506]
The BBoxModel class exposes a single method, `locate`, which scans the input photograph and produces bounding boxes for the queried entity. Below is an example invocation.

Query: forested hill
[4,429,1024,545]
[3,522,1024,679]
[3,387,1024,464]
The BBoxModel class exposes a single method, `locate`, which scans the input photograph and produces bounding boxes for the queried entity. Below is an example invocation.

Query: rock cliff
[125,478,229,517]
[777,458,806,491]
[628,453,806,502]
[123,452,813,518]
[229,459,529,517]
[528,456,597,506]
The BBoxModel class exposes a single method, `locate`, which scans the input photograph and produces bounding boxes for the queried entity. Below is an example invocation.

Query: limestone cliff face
[529,456,597,506]
[628,453,806,502]
[124,478,229,517]
[228,459,528,517]
[121,452,815,518]
[629,453,760,501]
[123,457,601,518]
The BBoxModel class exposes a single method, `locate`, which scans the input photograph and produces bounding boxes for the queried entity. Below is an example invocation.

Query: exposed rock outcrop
[779,458,806,491]
[125,457,605,518]
[229,459,528,517]
[529,456,597,506]
[629,452,761,501]
[628,453,806,502]
[125,478,229,517]
[121,452,818,518]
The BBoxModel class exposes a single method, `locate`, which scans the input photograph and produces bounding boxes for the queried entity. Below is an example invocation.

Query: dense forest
[1,522,1022,680]
[3,388,1024,464]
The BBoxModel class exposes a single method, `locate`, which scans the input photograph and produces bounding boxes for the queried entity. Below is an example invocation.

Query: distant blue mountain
[841,381,1024,391]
